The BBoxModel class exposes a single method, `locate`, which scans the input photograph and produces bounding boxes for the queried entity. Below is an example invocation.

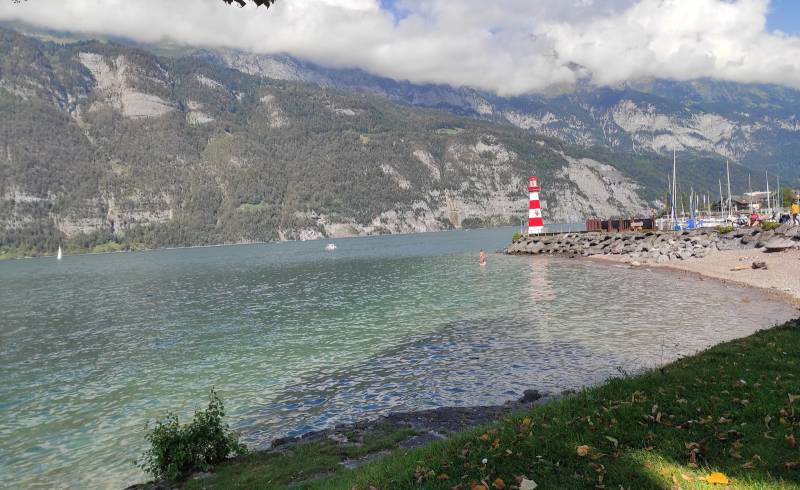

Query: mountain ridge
[0,27,778,256]
[209,49,800,182]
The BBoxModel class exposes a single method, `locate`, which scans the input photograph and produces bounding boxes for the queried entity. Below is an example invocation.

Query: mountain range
[0,25,797,256]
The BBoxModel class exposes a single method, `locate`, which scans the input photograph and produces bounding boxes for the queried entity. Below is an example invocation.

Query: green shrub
[715,225,734,234]
[761,221,780,231]
[512,232,522,242]
[137,389,247,481]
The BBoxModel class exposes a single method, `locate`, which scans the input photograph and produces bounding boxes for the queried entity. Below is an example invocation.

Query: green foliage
[137,389,247,482]
[761,221,780,231]
[182,427,416,490]
[781,187,797,207]
[715,224,734,233]
[511,231,522,242]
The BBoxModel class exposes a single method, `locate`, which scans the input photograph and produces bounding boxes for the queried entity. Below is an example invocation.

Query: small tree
[137,389,247,481]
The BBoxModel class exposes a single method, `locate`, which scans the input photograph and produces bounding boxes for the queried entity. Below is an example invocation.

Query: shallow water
[0,227,795,489]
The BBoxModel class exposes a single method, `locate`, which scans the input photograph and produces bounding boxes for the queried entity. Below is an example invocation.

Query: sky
[1,0,800,96]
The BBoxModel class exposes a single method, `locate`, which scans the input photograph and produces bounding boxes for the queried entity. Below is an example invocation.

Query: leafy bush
[715,225,734,234]
[137,389,247,481]
[761,221,780,231]
[512,232,522,242]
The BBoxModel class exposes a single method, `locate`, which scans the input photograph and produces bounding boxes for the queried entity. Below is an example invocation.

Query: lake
[0,227,795,489]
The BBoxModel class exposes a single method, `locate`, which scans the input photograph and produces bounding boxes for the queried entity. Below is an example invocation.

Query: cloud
[1,0,799,95]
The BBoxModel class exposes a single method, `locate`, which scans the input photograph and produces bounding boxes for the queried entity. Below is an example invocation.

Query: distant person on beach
[792,200,799,225]
[750,210,760,227]
[479,249,486,265]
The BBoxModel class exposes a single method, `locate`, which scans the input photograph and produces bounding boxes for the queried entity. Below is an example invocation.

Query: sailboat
[57,246,62,260]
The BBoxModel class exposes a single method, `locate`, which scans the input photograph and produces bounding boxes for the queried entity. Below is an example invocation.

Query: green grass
[182,427,416,490]
[90,241,126,254]
[435,127,465,135]
[0,249,28,260]
[180,321,800,489]
[237,202,272,213]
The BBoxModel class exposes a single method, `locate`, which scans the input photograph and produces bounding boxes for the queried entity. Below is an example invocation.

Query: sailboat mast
[719,179,724,219]
[725,159,732,217]
[672,149,678,223]
[765,171,771,215]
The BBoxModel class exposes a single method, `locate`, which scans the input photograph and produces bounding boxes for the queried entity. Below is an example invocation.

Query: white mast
[765,170,771,216]
[748,173,753,213]
[718,179,725,219]
[672,149,678,224]
[725,159,732,217]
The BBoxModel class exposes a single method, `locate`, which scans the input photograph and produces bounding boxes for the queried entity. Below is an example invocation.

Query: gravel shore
[598,248,800,307]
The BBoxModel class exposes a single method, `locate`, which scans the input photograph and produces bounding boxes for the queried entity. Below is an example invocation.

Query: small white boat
[57,246,62,261]
[325,243,337,251]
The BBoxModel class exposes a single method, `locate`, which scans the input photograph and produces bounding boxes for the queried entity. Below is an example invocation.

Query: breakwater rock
[506,224,800,262]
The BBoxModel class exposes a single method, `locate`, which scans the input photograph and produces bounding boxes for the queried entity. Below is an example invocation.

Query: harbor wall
[506,223,800,262]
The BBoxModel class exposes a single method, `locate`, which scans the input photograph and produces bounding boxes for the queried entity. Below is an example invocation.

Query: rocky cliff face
[207,51,800,183]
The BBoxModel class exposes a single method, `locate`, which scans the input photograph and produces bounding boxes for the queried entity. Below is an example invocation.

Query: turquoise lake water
[0,227,796,489]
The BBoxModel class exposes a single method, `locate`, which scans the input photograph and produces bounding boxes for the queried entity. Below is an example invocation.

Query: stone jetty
[506,223,800,262]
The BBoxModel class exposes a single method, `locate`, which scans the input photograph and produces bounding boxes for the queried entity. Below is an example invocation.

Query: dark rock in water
[519,389,542,403]
[752,261,768,270]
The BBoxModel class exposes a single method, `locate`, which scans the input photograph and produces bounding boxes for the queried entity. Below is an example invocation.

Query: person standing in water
[479,249,487,265]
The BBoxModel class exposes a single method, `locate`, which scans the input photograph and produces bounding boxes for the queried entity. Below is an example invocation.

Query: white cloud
[1,0,799,95]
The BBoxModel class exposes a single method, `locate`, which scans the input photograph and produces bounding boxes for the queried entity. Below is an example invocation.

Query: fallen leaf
[704,472,730,485]
[493,478,505,489]
[519,478,538,490]
[681,473,694,482]
[790,394,800,404]
[438,473,450,481]
[577,445,590,457]
[605,436,619,448]
[471,485,488,490]
[787,434,797,449]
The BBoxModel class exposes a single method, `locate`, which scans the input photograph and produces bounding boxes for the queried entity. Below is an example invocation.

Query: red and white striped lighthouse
[528,175,544,235]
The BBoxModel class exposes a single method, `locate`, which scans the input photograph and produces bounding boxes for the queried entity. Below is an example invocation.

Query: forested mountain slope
[0,27,742,255]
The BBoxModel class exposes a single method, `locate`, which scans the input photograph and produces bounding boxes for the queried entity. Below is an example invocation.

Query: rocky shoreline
[505,223,800,261]
[126,390,552,489]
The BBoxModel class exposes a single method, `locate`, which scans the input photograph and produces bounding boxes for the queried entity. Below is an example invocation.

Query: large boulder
[764,237,797,252]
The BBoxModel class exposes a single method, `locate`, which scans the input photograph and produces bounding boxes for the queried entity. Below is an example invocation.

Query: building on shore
[731,191,773,212]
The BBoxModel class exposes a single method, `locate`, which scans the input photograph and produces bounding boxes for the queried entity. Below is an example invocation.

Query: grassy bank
[180,320,800,489]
